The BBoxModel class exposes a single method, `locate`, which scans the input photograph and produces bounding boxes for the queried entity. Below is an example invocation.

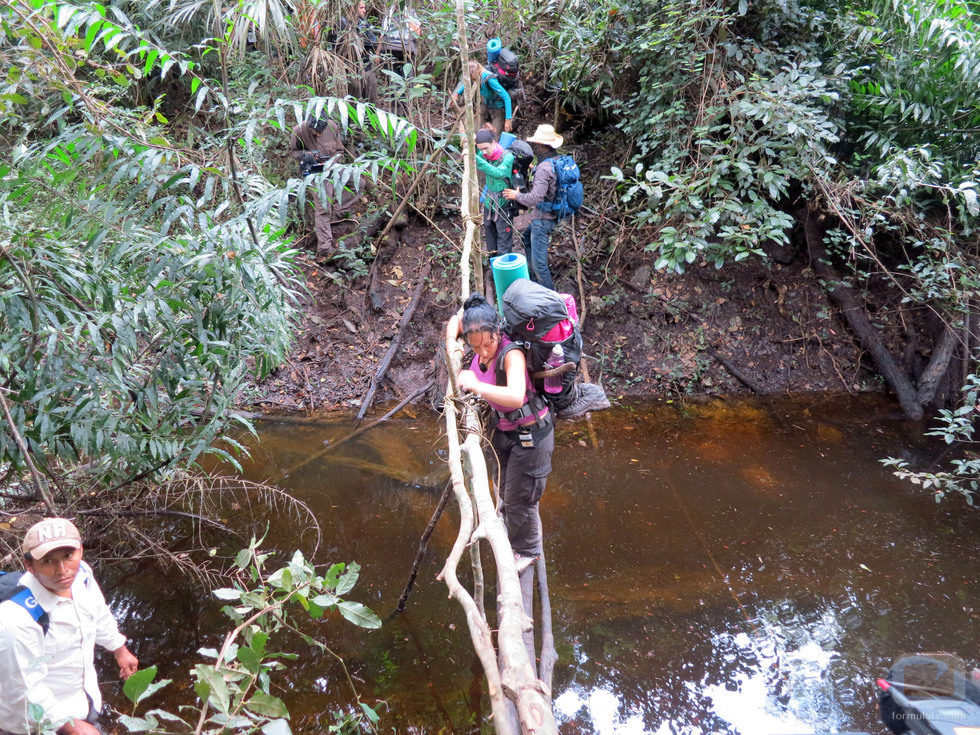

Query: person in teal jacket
[452,60,513,136]
[474,128,515,255]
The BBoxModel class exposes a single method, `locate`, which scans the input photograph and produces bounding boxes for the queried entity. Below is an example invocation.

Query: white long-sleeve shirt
[0,561,127,734]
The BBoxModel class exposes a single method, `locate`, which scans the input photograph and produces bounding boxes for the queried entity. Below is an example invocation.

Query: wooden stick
[394,479,453,613]
[535,552,557,693]
[377,144,443,243]
[0,387,58,514]
[569,219,601,446]
[409,200,459,248]
[357,261,433,420]
[705,347,766,394]
[282,379,433,477]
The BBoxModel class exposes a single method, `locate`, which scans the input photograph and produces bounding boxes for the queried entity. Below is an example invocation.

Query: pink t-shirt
[470,337,548,431]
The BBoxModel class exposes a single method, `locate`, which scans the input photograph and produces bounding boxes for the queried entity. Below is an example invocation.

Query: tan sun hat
[526,124,564,148]
[22,518,82,560]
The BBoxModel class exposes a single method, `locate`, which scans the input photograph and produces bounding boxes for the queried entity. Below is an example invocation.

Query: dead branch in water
[282,379,435,477]
[394,479,453,613]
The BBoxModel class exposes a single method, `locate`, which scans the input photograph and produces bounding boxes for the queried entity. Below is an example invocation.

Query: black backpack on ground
[501,279,583,412]
[491,47,520,90]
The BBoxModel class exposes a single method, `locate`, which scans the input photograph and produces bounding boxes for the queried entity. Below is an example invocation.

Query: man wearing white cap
[0,518,138,735]
[502,123,564,290]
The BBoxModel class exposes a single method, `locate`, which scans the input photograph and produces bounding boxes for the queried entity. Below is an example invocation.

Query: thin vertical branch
[455,0,483,297]
[0,387,57,515]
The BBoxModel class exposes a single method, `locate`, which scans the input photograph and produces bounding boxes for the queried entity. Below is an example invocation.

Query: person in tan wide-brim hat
[501,123,567,290]
[526,124,563,148]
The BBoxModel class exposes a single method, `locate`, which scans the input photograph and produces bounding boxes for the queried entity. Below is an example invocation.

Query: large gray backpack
[501,279,582,411]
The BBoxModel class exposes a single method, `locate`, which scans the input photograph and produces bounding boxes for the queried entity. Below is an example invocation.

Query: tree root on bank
[800,206,960,420]
[706,346,766,394]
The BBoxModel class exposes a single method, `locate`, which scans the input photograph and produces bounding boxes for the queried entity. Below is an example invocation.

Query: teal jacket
[475,149,515,192]
[455,70,513,119]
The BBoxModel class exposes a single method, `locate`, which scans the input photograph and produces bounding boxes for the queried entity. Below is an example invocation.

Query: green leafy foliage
[545,0,979,498]
[119,541,381,734]
[843,0,980,168]
[0,0,418,491]
[551,0,844,272]
[883,370,980,505]
[550,0,977,274]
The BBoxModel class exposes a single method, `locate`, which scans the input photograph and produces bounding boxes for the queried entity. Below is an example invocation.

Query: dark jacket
[514,151,558,221]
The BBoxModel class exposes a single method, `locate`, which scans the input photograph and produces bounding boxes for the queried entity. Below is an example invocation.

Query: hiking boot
[556,382,610,420]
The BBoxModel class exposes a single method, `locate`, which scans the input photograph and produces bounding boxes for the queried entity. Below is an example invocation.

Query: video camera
[299,152,326,176]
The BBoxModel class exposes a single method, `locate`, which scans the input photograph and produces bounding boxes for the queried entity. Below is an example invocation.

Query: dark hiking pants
[491,424,554,558]
[483,204,514,256]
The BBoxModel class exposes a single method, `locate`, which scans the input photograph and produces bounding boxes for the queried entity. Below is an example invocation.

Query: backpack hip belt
[498,414,553,448]
[496,392,551,430]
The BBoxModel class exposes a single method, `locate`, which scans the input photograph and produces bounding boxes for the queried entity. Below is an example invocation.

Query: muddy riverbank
[245,227,887,417]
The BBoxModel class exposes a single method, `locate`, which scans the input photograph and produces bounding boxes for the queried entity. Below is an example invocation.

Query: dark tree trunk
[800,207,924,419]
[916,322,960,408]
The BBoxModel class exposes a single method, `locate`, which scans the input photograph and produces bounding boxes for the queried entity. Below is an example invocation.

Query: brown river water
[102,394,978,734]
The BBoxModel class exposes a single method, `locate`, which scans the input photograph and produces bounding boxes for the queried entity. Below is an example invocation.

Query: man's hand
[502,188,518,201]
[58,719,101,735]
[503,119,513,133]
[114,644,139,680]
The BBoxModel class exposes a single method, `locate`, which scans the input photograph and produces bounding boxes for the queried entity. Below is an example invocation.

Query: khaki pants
[308,183,334,256]
[484,106,506,138]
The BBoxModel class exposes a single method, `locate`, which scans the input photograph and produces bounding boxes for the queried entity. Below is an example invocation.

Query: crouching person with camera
[290,115,343,258]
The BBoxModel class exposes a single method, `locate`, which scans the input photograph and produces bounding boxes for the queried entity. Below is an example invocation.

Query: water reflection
[104,395,977,734]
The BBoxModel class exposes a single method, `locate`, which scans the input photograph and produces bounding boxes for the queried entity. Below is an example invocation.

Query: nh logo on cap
[36,522,69,542]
